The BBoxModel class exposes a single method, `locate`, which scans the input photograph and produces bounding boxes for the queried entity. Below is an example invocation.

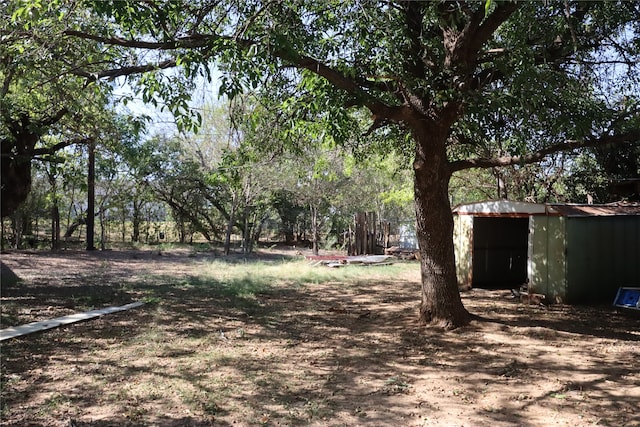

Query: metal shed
[452,200,640,304]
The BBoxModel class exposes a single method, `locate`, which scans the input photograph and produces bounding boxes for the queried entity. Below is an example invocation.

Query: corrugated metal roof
[452,200,640,217]
[452,200,547,216]
[548,204,640,217]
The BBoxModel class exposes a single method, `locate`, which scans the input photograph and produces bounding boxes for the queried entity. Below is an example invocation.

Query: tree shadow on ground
[0,248,302,329]
[0,260,21,285]
[1,254,639,426]
[466,289,640,341]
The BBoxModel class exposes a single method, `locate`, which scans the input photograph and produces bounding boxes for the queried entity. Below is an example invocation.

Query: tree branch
[1,68,14,99]
[402,1,427,78]
[449,131,640,172]
[463,2,520,63]
[282,53,413,123]
[63,29,232,50]
[469,66,505,90]
[473,2,520,48]
[290,55,369,101]
[32,137,93,157]
[65,21,409,125]
[440,2,519,86]
[39,108,69,128]
[70,59,178,81]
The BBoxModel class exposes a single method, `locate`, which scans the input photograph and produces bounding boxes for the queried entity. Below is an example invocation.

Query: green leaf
[484,0,492,16]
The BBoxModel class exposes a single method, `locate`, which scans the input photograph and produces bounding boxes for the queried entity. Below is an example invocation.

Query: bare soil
[1,248,639,427]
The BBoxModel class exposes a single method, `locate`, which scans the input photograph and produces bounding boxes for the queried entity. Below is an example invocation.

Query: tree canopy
[0,0,150,217]
[4,0,640,328]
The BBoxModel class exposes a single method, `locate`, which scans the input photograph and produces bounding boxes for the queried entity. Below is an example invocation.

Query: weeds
[37,393,71,416]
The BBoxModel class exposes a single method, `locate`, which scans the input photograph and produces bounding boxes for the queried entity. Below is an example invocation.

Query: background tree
[144,136,223,243]
[194,100,276,254]
[1,0,155,252]
[562,143,640,203]
[14,0,640,328]
[1,1,109,217]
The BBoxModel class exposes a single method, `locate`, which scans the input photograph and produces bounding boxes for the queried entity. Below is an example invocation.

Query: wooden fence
[349,212,391,255]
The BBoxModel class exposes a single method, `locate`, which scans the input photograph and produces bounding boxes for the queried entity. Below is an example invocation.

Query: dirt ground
[1,248,639,427]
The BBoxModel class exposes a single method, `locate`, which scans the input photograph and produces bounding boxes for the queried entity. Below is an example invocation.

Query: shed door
[472,217,529,288]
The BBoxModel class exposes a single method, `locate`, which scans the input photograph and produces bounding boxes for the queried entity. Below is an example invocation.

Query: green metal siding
[529,216,566,302]
[566,216,640,303]
[453,215,473,288]
[528,216,549,295]
[546,216,567,302]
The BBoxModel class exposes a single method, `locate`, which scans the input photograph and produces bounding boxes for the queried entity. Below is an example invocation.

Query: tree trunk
[247,211,259,253]
[493,167,508,199]
[1,134,36,219]
[65,186,76,233]
[224,201,237,256]
[1,220,5,252]
[99,210,106,250]
[169,205,188,244]
[47,171,60,251]
[64,216,86,238]
[86,140,96,251]
[10,215,23,249]
[145,206,152,243]
[121,206,126,243]
[242,207,252,254]
[252,213,265,247]
[311,204,319,256]
[131,198,141,242]
[51,204,60,251]
[413,122,471,329]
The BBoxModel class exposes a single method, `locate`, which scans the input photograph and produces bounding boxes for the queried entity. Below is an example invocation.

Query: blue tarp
[613,287,640,311]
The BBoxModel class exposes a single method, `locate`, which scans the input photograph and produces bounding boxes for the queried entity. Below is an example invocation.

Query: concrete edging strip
[0,301,145,341]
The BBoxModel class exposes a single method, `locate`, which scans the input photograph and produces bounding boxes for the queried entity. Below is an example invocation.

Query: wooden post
[354,213,364,255]
[367,211,376,254]
[382,221,390,250]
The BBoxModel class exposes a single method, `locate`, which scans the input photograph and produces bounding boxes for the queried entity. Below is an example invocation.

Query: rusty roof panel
[547,204,640,217]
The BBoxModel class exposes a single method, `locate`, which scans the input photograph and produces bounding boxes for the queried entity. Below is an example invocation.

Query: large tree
[13,0,640,328]
[0,2,107,218]
[0,0,154,218]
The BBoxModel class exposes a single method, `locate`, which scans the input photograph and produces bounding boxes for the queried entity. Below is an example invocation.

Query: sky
[110,68,224,138]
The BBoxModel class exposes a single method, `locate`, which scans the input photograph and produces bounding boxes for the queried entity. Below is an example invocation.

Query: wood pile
[384,246,420,260]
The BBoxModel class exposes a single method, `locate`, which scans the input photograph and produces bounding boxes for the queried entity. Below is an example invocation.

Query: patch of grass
[198,259,416,290]
[130,259,417,298]
[177,386,223,415]
[130,241,214,253]
[382,375,411,394]
[184,274,271,299]
[126,323,178,357]
[3,253,419,415]
[303,397,332,420]
[122,402,148,421]
[69,293,112,310]
[141,295,163,305]
[124,259,419,321]
[0,304,21,327]
[36,393,71,416]
[106,388,130,403]
[2,255,419,425]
